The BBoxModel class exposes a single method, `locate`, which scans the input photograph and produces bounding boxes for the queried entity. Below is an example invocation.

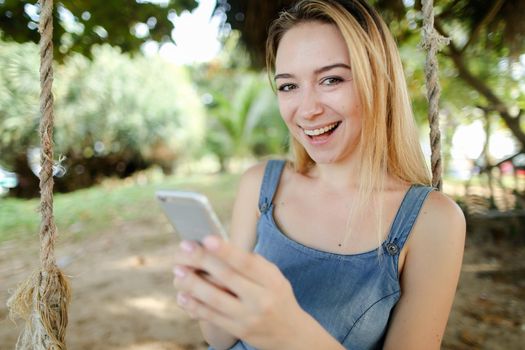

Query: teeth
[303,122,339,136]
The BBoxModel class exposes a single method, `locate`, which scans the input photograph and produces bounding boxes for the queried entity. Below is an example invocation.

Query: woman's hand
[172,235,307,350]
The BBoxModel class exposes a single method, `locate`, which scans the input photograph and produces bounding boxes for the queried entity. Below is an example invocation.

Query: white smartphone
[155,190,228,241]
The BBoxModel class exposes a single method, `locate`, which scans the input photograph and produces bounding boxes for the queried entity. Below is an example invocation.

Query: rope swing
[7,0,71,348]
[421,0,449,191]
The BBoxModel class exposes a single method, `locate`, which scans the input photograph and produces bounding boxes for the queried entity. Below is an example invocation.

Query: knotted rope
[7,0,71,348]
[421,0,449,191]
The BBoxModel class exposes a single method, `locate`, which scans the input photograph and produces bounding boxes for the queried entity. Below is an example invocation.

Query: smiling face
[275,21,363,166]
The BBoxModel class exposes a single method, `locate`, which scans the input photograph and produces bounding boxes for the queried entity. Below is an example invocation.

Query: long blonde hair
[266,0,432,247]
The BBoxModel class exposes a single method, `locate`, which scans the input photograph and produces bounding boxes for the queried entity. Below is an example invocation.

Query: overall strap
[382,185,434,256]
[258,159,286,213]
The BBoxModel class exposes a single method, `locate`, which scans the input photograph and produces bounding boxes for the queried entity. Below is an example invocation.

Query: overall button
[260,202,269,212]
[385,242,399,256]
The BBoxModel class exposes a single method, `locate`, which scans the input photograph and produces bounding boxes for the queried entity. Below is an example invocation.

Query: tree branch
[460,0,505,54]
[434,0,461,21]
[434,20,525,149]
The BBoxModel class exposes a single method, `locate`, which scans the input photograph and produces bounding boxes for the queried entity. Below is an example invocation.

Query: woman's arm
[174,161,344,350]
[383,191,466,350]
[197,162,265,349]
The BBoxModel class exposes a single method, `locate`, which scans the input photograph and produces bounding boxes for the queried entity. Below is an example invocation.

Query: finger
[174,265,235,296]
[176,291,246,338]
[196,258,261,301]
[173,241,228,280]
[177,291,221,321]
[175,240,259,299]
[176,292,199,319]
[172,240,205,268]
[173,265,242,316]
[202,235,278,286]
[173,242,216,285]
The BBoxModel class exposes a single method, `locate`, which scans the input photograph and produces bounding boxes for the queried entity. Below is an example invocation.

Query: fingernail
[180,241,195,253]
[177,293,188,305]
[173,266,186,279]
[203,235,220,251]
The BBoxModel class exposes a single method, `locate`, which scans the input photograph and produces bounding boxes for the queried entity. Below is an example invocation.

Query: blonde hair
[266,0,432,247]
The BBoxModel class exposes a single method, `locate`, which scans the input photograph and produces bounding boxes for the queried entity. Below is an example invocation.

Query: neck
[306,157,403,194]
[308,156,363,194]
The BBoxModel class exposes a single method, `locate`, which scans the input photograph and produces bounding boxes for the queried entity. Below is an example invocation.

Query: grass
[0,171,241,244]
[2,170,520,244]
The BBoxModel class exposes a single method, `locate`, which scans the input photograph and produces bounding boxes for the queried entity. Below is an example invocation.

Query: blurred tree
[214,0,412,68]
[190,32,287,172]
[204,73,285,171]
[217,0,523,68]
[0,40,40,170]
[0,0,198,61]
[433,0,525,149]
[0,40,205,196]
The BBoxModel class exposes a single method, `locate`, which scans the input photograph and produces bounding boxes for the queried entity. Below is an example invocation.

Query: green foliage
[54,44,205,165]
[189,32,288,171]
[0,0,198,61]
[205,72,286,169]
[0,39,205,195]
[0,40,40,168]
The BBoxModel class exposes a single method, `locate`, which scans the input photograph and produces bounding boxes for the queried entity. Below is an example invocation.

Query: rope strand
[7,1,71,348]
[421,0,449,190]
[39,0,57,272]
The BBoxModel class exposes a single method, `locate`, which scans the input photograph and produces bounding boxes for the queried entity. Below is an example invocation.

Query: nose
[297,87,323,120]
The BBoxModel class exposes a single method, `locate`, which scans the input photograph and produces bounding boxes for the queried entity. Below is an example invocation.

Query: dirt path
[1,217,524,349]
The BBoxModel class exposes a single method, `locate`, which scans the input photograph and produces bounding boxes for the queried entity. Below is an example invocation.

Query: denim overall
[216,159,433,350]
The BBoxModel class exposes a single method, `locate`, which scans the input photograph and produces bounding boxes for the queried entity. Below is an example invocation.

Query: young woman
[172,1,465,349]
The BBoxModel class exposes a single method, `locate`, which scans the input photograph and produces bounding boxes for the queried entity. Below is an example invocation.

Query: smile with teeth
[303,122,340,136]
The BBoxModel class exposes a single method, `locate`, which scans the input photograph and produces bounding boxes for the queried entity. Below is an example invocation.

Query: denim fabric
[212,160,433,350]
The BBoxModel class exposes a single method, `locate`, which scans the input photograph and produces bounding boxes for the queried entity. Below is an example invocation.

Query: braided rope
[7,1,71,348]
[39,0,57,273]
[421,0,449,190]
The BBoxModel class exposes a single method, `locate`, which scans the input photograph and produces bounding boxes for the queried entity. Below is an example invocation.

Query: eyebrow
[274,63,351,80]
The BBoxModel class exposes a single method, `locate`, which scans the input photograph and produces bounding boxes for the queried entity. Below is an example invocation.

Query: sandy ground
[1,215,524,350]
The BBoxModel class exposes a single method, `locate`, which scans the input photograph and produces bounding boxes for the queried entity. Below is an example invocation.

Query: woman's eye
[321,77,343,86]
[277,83,297,92]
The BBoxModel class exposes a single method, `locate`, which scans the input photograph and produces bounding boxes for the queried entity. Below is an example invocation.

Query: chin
[303,145,356,166]
[304,151,339,165]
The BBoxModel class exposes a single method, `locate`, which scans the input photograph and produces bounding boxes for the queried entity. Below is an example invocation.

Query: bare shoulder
[238,160,268,192]
[228,160,270,250]
[236,159,291,199]
[414,190,466,244]
[424,190,465,222]
[404,189,466,267]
